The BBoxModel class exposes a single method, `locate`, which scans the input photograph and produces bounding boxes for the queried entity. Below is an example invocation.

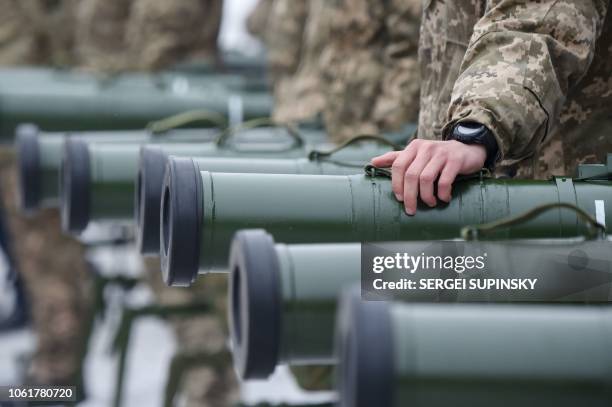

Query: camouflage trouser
[0,148,92,387]
[144,258,239,407]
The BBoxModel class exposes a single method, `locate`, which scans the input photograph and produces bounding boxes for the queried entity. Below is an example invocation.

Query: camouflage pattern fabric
[0,0,87,390]
[0,0,77,66]
[38,0,78,66]
[126,0,223,71]
[246,0,274,40]
[265,0,308,82]
[272,0,331,124]
[418,0,612,178]
[0,149,91,387]
[76,0,223,72]
[271,0,421,142]
[74,0,132,71]
[372,0,422,132]
[0,0,40,65]
[320,0,421,142]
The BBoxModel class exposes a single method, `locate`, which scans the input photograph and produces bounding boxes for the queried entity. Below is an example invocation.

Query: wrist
[448,122,499,169]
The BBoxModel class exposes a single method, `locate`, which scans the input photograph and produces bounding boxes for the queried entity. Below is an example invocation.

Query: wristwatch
[449,122,499,168]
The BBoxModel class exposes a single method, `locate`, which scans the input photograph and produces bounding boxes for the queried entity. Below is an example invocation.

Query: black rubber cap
[14,124,41,213]
[136,146,170,255]
[160,157,202,287]
[336,288,394,407]
[228,229,281,379]
[60,138,91,234]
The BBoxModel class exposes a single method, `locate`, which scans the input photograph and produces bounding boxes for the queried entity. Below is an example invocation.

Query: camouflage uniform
[126,0,223,71]
[125,0,238,402]
[76,0,223,72]
[74,0,132,71]
[0,0,77,66]
[316,0,421,142]
[418,0,612,178]
[269,0,421,141]
[246,0,274,40]
[272,0,330,124]
[264,0,308,82]
[0,0,87,391]
[0,150,91,388]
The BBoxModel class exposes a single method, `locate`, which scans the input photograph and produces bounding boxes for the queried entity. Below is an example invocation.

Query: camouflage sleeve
[265,0,308,79]
[246,0,273,40]
[443,0,608,165]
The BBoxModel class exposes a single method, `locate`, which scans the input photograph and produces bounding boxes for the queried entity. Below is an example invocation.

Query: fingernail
[395,194,403,201]
[405,208,415,216]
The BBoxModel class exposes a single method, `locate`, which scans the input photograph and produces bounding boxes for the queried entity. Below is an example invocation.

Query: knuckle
[433,150,448,160]
[409,139,422,148]
[391,162,402,172]
[420,173,435,184]
[404,170,419,181]
[437,177,452,189]
[419,141,434,153]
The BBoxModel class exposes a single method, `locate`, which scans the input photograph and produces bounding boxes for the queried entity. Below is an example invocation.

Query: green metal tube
[60,127,311,233]
[136,138,392,254]
[64,132,395,235]
[160,163,612,286]
[336,295,612,407]
[0,67,272,141]
[227,229,612,379]
[15,123,217,213]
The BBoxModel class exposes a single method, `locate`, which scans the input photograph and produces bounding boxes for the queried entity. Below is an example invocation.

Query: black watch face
[456,123,485,138]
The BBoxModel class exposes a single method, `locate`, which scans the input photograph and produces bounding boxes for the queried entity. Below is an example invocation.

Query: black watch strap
[450,122,499,168]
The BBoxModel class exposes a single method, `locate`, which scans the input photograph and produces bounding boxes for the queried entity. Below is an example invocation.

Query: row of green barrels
[0,64,274,142]
[15,112,612,405]
[9,63,612,406]
[227,228,612,407]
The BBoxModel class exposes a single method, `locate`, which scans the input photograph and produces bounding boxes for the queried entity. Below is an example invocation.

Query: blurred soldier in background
[372,0,612,216]
[253,0,421,142]
[74,0,131,71]
[76,0,223,72]
[245,0,273,41]
[1,0,236,404]
[79,0,237,404]
[319,0,421,141]
[245,0,421,392]
[0,0,41,65]
[126,0,223,70]
[0,0,89,394]
[0,0,77,66]
[271,0,330,126]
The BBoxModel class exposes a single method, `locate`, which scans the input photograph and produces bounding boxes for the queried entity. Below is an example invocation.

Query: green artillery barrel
[336,295,612,407]
[15,123,217,213]
[136,143,385,254]
[0,68,272,141]
[227,229,612,379]
[160,164,612,286]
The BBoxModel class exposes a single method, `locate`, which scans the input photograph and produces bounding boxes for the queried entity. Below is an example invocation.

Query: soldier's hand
[371,139,486,215]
